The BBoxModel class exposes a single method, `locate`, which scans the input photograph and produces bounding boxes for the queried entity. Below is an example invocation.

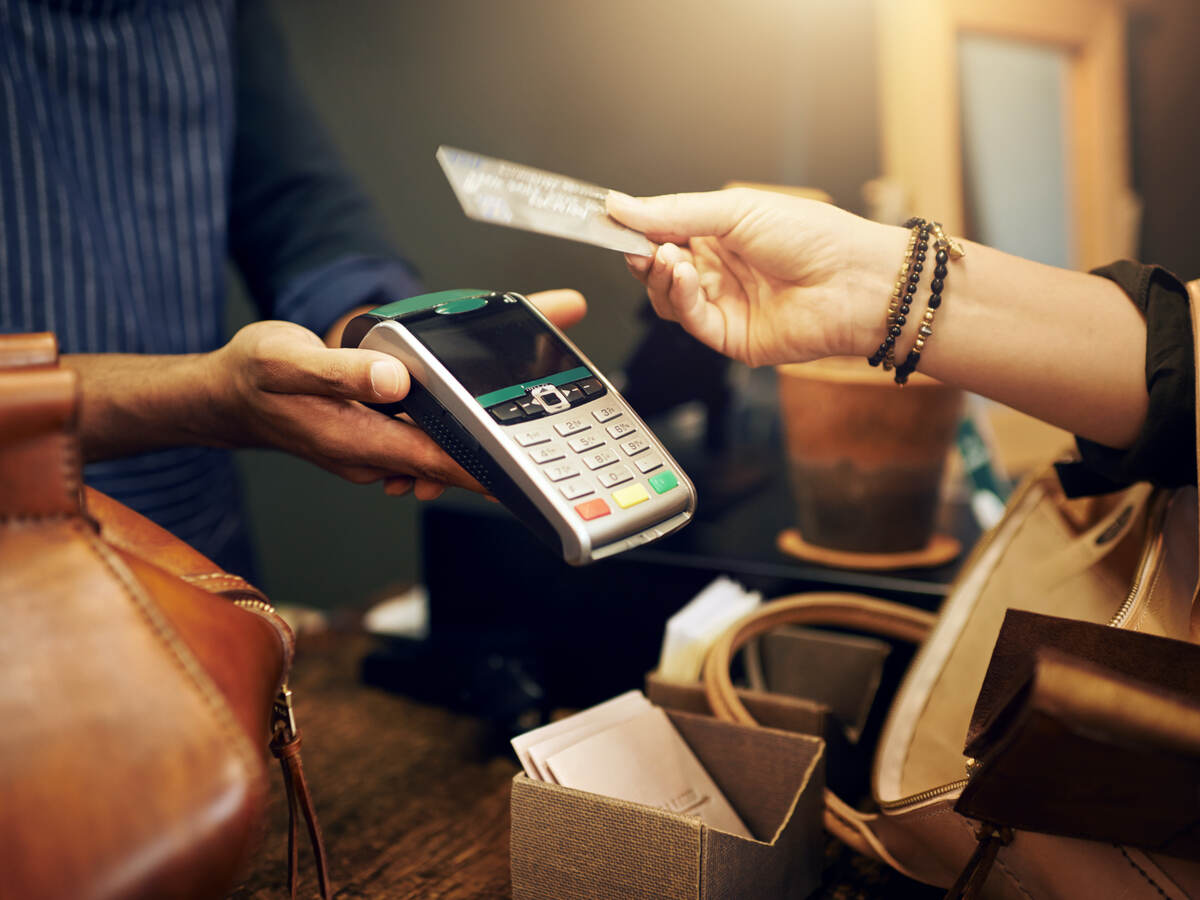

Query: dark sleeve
[228,0,422,335]
[1056,260,1196,495]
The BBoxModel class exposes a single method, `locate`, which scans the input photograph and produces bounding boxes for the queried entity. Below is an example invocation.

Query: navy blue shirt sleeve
[272,254,423,339]
[228,0,422,337]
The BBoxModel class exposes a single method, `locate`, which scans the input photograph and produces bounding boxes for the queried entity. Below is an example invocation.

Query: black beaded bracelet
[867,218,930,370]
[894,222,964,385]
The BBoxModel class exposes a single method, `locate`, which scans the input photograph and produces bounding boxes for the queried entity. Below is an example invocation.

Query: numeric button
[606,422,636,440]
[513,428,551,447]
[634,454,663,474]
[568,433,605,453]
[592,404,622,423]
[619,437,649,456]
[553,417,591,437]
[529,445,565,464]
[597,465,634,488]
[558,479,594,501]
[581,448,619,470]
[543,462,580,482]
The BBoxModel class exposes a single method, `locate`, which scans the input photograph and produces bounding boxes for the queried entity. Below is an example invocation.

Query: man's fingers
[384,476,414,497]
[255,341,411,404]
[607,190,746,243]
[308,402,485,493]
[413,479,447,501]
[526,288,587,330]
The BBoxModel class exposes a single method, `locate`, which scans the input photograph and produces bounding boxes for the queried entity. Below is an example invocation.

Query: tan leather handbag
[703,281,1200,899]
[0,334,328,900]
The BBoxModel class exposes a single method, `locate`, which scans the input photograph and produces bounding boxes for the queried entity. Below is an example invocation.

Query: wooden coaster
[776,528,961,571]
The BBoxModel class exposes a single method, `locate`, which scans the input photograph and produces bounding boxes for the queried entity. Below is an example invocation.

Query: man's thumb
[367,358,406,401]
[259,345,410,403]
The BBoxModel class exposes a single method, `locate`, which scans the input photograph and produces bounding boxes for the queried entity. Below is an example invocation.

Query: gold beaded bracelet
[867,218,930,370]
[893,223,964,385]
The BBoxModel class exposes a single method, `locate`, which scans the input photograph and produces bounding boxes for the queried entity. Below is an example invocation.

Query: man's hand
[66,289,587,501]
[208,319,469,498]
[207,288,588,500]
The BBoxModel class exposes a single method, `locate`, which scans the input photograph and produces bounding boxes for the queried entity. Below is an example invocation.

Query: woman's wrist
[841,219,912,359]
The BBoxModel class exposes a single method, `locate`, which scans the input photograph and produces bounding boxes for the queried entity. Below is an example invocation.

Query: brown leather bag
[0,333,328,900]
[957,608,1200,860]
[702,280,1200,899]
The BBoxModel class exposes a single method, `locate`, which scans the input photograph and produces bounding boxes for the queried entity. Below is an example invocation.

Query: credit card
[436,146,656,257]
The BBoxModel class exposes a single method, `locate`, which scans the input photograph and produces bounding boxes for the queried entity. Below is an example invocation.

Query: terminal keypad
[512,401,680,522]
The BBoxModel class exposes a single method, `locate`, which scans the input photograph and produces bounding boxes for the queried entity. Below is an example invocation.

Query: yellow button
[612,484,650,509]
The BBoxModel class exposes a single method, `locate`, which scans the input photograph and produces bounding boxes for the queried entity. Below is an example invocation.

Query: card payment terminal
[342,290,696,565]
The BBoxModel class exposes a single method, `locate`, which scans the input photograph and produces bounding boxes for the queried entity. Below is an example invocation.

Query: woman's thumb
[607,190,743,242]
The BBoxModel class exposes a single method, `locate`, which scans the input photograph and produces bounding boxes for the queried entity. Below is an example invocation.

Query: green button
[648,470,678,494]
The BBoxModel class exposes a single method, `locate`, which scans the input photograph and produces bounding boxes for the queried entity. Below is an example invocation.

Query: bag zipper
[232,597,296,675]
[1107,488,1170,628]
[872,476,1045,814]
[878,778,969,812]
[877,485,1169,815]
[233,598,328,896]
[232,596,299,740]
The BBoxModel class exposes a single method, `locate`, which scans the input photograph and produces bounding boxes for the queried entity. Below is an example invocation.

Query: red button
[574,498,611,520]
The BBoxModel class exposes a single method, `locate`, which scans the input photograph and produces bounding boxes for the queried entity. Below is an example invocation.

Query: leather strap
[1187,279,1200,610]
[0,331,58,369]
[271,726,332,900]
[943,824,1013,900]
[701,593,936,876]
[0,333,81,519]
[0,367,80,519]
[701,593,935,726]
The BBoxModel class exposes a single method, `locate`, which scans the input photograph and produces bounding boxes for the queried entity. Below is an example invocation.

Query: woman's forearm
[853,226,1148,449]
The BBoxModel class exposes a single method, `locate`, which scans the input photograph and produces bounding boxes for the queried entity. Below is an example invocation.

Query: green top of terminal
[368,289,493,319]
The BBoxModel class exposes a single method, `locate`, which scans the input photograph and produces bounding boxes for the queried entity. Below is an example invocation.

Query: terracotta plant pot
[776,358,964,554]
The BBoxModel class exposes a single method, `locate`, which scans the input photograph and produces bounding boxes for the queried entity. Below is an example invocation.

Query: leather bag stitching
[0,513,74,525]
[1118,845,1172,899]
[184,572,253,584]
[59,429,79,506]
[81,525,268,812]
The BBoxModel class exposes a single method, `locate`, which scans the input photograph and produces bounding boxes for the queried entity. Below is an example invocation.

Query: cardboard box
[510,710,825,900]
[645,672,829,737]
[647,625,889,744]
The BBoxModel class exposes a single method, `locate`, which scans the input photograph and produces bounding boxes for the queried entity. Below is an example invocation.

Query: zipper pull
[269,685,331,900]
[272,685,297,744]
[944,822,1013,900]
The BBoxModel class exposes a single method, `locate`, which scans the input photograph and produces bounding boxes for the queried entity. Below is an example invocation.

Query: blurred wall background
[229,0,1199,608]
[1128,0,1200,281]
